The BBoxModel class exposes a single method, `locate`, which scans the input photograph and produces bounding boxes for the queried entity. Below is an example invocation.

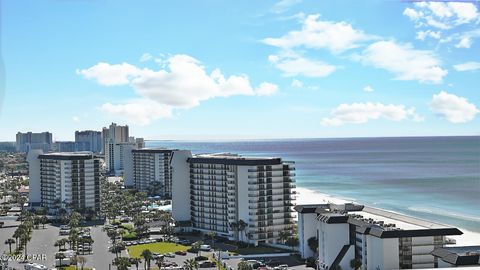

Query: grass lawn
[128,242,190,258]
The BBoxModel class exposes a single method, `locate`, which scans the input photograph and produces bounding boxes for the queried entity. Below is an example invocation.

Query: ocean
[146,136,480,233]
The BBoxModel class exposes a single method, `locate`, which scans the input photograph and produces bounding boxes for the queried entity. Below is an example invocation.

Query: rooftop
[296,203,463,238]
[38,151,96,160]
[189,153,292,166]
[431,246,480,265]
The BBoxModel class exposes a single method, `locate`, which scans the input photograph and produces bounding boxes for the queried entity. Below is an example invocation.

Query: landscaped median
[127,242,190,258]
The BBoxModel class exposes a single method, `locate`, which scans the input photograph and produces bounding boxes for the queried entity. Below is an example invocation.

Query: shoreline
[295,187,480,246]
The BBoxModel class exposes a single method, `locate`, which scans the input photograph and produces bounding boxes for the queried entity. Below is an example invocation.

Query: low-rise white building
[296,203,463,270]
[173,153,296,246]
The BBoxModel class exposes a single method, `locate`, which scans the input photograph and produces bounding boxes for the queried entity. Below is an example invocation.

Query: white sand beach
[295,187,480,246]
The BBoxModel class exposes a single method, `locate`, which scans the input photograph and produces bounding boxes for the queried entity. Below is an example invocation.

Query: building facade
[102,123,129,153]
[16,132,53,152]
[173,153,296,246]
[104,141,137,175]
[126,148,184,198]
[295,203,463,270]
[27,151,101,214]
[75,130,102,153]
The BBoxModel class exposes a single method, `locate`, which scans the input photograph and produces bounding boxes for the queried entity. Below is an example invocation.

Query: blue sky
[1,0,479,141]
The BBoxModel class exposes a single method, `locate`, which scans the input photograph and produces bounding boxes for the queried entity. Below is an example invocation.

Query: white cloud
[453,61,480,72]
[140,53,153,62]
[291,79,303,88]
[363,85,374,92]
[454,29,480,48]
[271,0,302,14]
[78,54,277,124]
[404,2,480,45]
[268,52,337,77]
[321,102,422,126]
[262,14,376,53]
[76,62,142,86]
[255,82,278,96]
[430,91,479,123]
[72,116,80,123]
[416,30,441,41]
[100,100,172,126]
[355,41,447,84]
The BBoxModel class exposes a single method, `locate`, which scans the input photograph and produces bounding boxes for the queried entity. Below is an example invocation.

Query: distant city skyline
[1,1,479,141]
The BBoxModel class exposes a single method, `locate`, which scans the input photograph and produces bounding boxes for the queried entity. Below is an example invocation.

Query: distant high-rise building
[27,151,101,214]
[172,153,296,245]
[125,148,189,198]
[75,130,102,153]
[52,141,77,152]
[102,123,129,152]
[16,132,53,152]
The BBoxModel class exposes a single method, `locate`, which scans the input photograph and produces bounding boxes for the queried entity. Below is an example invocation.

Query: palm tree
[238,261,253,270]
[56,253,66,267]
[13,226,24,249]
[77,256,87,270]
[140,249,153,270]
[130,257,142,270]
[20,232,32,261]
[155,256,164,270]
[5,238,15,253]
[229,222,238,242]
[192,241,203,256]
[279,230,289,244]
[207,231,216,247]
[238,220,247,243]
[184,258,198,270]
[113,257,131,270]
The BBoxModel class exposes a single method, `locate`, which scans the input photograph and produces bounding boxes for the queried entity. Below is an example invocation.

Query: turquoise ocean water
[147,136,480,232]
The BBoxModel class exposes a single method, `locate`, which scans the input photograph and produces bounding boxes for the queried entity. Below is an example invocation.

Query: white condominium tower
[124,148,191,198]
[173,153,296,246]
[27,151,101,214]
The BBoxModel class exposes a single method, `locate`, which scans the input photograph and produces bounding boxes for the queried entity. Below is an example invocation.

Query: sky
[0,0,479,141]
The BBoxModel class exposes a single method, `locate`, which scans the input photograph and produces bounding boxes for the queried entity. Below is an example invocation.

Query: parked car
[199,261,216,268]
[195,256,208,261]
[165,252,175,258]
[175,251,187,256]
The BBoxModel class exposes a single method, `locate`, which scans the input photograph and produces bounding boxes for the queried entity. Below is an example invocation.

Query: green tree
[207,231,216,247]
[238,220,247,243]
[156,256,164,270]
[238,261,253,270]
[286,237,299,252]
[140,249,153,270]
[130,257,142,270]
[350,259,362,270]
[307,237,318,253]
[4,238,15,253]
[184,258,199,270]
[113,257,132,270]
[55,253,66,267]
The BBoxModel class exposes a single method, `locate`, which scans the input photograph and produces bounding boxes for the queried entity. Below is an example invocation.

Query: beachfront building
[104,141,137,175]
[27,151,101,214]
[75,130,102,153]
[173,153,296,246]
[296,203,463,270]
[16,131,53,152]
[124,148,190,198]
[431,246,480,267]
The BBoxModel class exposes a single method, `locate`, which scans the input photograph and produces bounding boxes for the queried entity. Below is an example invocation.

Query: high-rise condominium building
[75,130,102,153]
[104,141,137,175]
[27,151,101,214]
[124,148,190,198]
[16,131,53,152]
[101,123,134,174]
[172,153,296,246]
[102,123,129,151]
[295,203,463,270]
